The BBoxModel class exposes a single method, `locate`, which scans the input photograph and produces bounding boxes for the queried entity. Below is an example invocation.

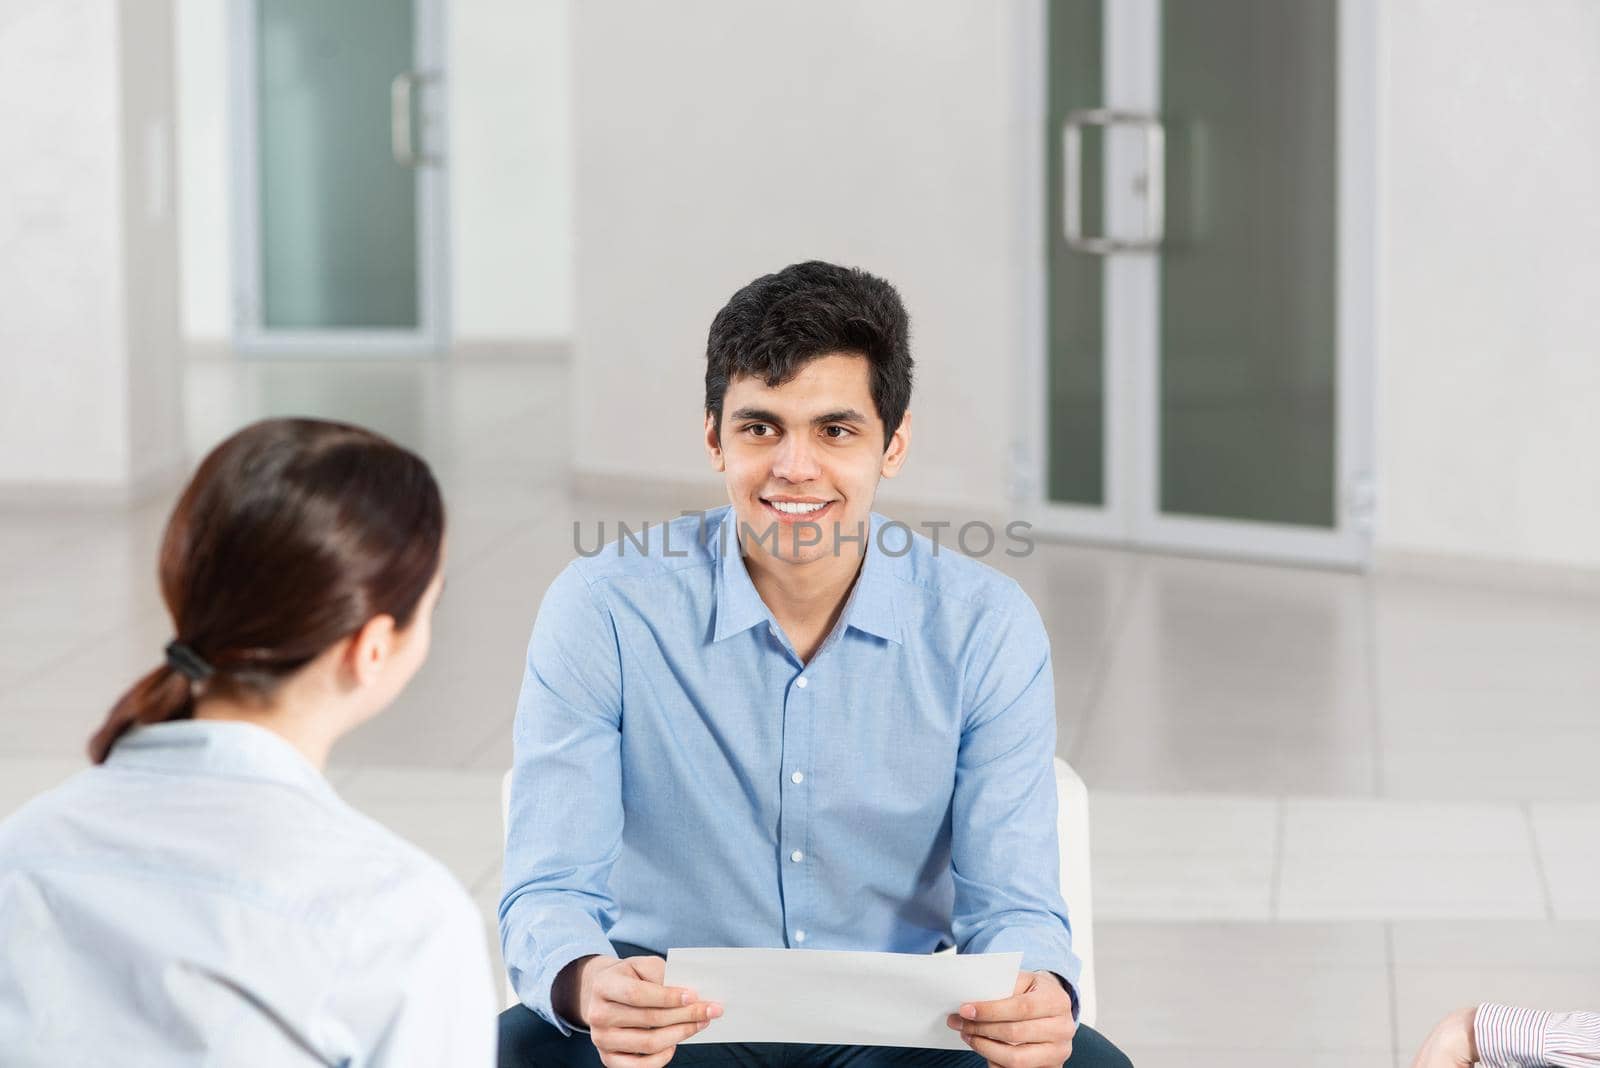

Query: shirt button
[791,771,804,785]
[796,676,808,689]
[791,850,804,863]
[794,930,807,943]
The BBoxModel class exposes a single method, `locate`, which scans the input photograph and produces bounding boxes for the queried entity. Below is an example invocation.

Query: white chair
[1053,757,1097,1026]
[499,757,1096,1024]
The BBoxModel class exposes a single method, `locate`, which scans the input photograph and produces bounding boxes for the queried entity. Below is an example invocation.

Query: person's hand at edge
[946,969,1076,1067]
[1409,1006,1477,1068]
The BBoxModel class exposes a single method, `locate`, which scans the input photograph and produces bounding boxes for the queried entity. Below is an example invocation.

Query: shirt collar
[711,508,902,646]
[839,513,902,645]
[106,719,340,805]
[713,509,775,642]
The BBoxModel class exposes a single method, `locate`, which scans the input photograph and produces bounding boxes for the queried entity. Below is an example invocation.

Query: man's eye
[747,424,773,437]
[823,425,852,439]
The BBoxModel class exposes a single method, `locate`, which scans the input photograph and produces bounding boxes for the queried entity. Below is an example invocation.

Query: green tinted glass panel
[258,0,418,329]
[1158,0,1338,527]
[1046,0,1106,507]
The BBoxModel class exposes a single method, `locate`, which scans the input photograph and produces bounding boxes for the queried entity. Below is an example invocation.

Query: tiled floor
[3,352,1599,1065]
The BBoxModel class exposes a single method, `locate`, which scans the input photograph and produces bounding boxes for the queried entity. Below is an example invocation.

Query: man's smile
[758,496,837,524]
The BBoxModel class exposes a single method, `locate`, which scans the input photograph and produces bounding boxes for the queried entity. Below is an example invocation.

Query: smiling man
[498,262,1131,1068]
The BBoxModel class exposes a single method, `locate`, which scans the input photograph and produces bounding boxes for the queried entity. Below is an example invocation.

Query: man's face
[705,353,910,568]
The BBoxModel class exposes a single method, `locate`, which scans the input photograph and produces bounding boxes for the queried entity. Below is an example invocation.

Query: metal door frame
[1017,0,1376,568]
[227,0,450,355]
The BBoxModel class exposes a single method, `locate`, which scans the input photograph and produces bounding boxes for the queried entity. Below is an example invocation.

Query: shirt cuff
[1476,1003,1552,1068]
[510,937,616,1036]
[1478,1002,1600,1068]
[963,925,1083,1020]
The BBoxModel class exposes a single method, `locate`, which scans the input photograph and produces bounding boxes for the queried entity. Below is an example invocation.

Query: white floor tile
[1382,726,1600,802]
[1530,803,1600,918]
[1278,799,1545,919]
[1093,922,1392,1053]
[1390,919,1600,970]
[1091,793,1277,920]
[1117,1047,1390,1068]
[1074,554,1377,794]
[1284,798,1529,855]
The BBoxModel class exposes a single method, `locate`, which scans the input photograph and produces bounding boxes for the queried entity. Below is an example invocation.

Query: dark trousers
[498,944,1132,1068]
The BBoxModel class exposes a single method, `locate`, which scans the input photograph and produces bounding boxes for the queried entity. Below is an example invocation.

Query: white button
[794,930,807,943]
[790,850,804,863]
[791,771,804,785]
[796,676,808,689]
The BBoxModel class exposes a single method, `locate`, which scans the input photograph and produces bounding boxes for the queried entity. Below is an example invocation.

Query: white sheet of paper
[664,947,1022,1049]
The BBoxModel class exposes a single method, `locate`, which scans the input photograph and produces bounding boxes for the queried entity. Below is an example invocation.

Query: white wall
[571,0,1031,513]
[570,0,1600,571]
[1376,0,1600,571]
[0,0,181,493]
[174,0,229,340]
[450,0,573,341]
[121,0,185,488]
[174,0,573,344]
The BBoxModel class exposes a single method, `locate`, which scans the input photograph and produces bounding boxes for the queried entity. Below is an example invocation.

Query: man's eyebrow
[727,406,870,427]
[728,406,783,424]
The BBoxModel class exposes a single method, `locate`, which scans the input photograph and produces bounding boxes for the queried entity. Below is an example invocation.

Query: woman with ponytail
[0,418,496,1064]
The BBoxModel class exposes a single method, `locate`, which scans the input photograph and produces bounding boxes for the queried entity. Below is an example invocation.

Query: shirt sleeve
[1476,1003,1600,1068]
[499,562,626,1033]
[949,581,1082,1003]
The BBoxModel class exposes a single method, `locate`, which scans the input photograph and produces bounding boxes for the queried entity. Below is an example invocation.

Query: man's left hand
[946,970,1076,1067]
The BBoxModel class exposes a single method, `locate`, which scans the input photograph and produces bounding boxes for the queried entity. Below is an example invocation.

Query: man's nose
[771,433,821,482]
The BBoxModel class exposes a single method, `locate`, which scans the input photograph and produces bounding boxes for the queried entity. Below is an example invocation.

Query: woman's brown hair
[88,418,445,763]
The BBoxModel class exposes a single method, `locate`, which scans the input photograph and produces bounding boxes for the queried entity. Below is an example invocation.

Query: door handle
[390,70,440,168]
[1063,108,1164,254]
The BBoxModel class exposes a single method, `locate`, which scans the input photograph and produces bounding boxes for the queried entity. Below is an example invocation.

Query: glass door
[1037,0,1374,567]
[229,0,448,353]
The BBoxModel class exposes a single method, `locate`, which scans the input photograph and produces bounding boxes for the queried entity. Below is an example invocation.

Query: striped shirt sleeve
[1476,1003,1600,1068]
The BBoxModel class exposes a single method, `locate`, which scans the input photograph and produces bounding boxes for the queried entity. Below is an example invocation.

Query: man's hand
[1409,1006,1477,1068]
[946,970,1076,1067]
[568,954,722,1068]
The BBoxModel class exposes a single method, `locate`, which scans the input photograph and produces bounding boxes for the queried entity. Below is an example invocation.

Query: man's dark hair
[705,261,913,449]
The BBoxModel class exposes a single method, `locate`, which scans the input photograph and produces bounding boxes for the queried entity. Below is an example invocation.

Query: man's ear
[344,613,398,689]
[880,410,911,478]
[704,411,726,472]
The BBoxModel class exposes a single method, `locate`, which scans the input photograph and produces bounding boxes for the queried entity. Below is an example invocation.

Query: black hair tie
[164,641,215,682]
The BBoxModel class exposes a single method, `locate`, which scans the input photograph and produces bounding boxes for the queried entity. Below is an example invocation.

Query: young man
[499,262,1130,1068]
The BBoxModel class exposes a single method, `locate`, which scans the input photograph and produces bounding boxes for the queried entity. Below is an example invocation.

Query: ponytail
[88,665,194,764]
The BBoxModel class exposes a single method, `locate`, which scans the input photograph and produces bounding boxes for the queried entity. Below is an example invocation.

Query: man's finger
[605,1001,719,1029]
[601,1050,674,1068]
[955,1017,1038,1045]
[962,1031,1062,1068]
[603,1019,706,1056]
[625,955,668,983]
[959,991,1043,1024]
[605,973,699,1010]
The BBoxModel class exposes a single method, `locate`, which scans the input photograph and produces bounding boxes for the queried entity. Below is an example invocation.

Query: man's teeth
[768,500,827,515]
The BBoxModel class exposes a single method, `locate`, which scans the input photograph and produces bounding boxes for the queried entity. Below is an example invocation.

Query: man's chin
[735,515,866,560]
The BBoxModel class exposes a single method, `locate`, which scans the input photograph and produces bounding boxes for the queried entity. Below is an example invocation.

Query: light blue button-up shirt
[501,507,1078,1031]
[0,720,496,1066]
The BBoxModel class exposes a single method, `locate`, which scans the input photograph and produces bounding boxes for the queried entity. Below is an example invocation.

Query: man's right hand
[563,954,722,1067]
